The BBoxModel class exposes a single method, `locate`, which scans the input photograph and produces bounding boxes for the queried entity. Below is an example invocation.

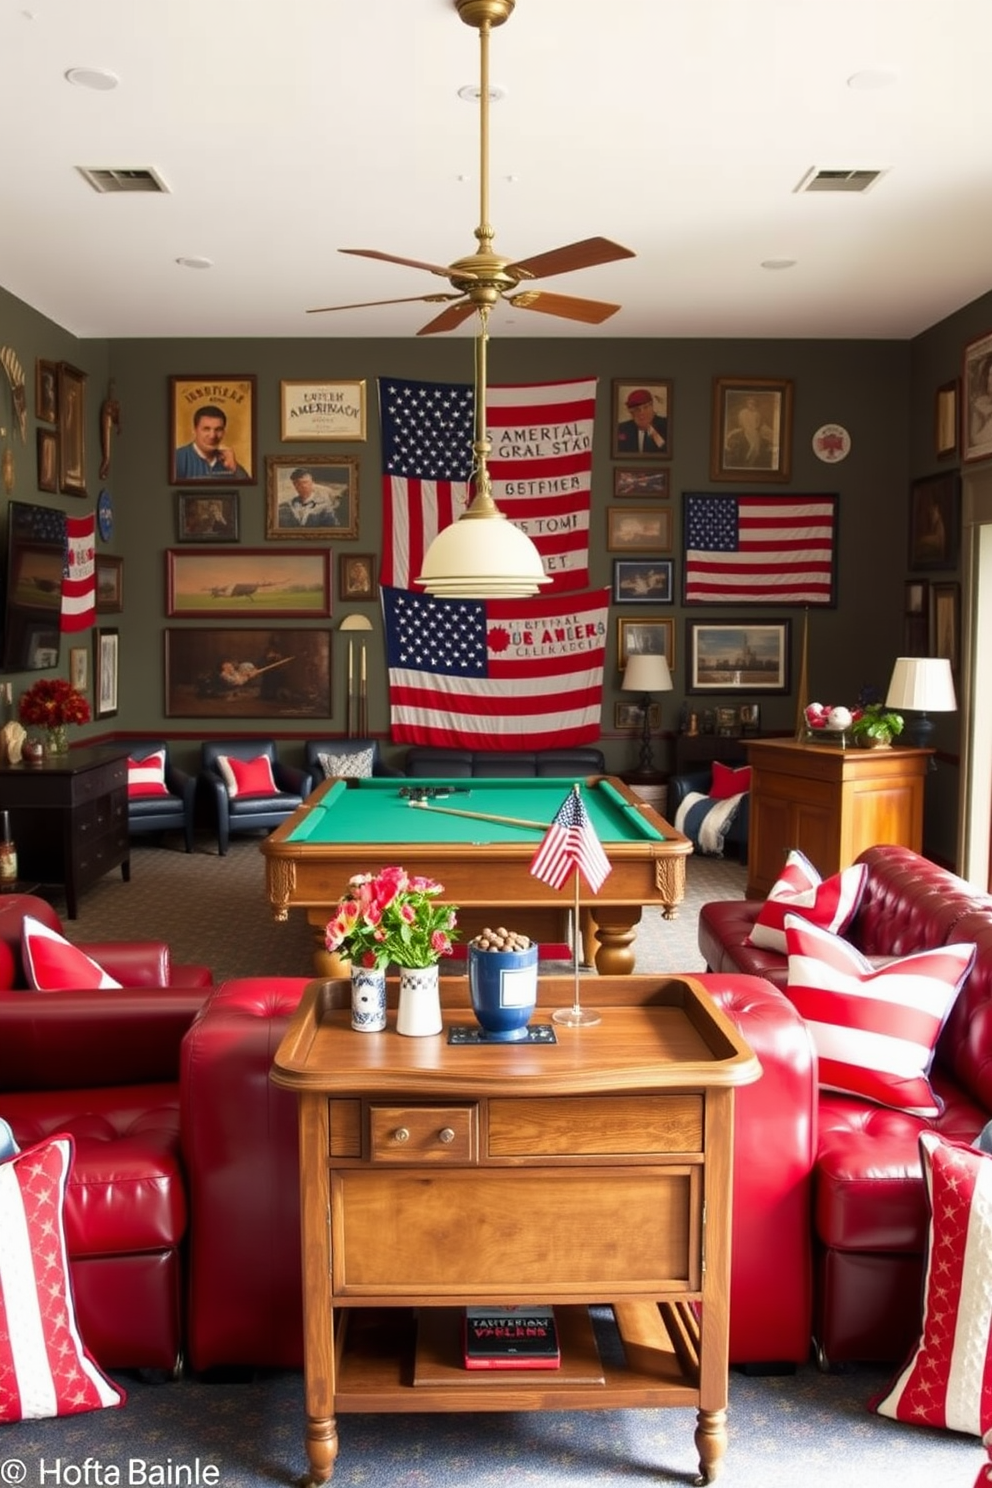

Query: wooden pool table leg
[583,906,642,975]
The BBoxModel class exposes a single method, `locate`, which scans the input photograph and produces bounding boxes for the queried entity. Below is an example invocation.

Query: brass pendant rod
[477,19,492,251]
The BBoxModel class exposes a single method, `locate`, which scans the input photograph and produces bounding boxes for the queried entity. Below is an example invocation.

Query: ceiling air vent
[795,167,885,194]
[76,167,171,194]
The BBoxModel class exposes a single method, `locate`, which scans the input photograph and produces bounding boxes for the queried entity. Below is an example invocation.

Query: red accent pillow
[709,761,751,800]
[0,1136,126,1421]
[873,1134,992,1437]
[746,848,867,953]
[784,914,974,1116]
[21,914,121,992]
[127,749,169,797]
[216,754,277,798]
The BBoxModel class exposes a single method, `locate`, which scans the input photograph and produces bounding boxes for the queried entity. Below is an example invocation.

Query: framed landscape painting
[165,548,332,619]
[686,620,790,694]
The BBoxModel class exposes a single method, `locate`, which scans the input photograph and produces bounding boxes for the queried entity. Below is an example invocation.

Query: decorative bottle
[0,810,17,885]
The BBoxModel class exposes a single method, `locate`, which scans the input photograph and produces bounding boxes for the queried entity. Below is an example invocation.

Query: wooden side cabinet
[744,738,932,899]
[0,747,130,918]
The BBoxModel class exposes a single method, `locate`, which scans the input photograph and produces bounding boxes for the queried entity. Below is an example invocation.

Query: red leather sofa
[0,894,213,1372]
[697,844,992,1366]
[180,971,816,1373]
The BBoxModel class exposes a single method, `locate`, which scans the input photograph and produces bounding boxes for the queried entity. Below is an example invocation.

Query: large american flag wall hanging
[683,492,838,606]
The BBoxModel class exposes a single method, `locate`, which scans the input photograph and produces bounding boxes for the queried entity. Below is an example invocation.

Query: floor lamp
[339,614,374,737]
[622,653,673,778]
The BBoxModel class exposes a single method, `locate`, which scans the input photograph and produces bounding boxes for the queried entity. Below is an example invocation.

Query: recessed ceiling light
[65,67,119,91]
[458,83,505,102]
[761,259,797,271]
[175,256,213,270]
[847,67,898,90]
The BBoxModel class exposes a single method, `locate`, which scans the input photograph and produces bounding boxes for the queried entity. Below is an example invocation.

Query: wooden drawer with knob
[369,1104,478,1164]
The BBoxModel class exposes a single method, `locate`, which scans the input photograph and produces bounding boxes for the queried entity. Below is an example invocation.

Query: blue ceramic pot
[468,943,538,1041]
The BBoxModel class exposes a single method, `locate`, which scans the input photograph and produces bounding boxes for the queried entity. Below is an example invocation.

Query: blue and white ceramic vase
[350,965,387,1032]
[468,943,539,1041]
[396,964,443,1037]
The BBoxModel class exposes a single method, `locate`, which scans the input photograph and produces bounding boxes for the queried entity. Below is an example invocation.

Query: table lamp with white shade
[885,656,957,749]
[622,652,673,777]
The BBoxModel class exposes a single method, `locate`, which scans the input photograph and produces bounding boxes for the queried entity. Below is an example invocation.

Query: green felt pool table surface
[261,774,691,976]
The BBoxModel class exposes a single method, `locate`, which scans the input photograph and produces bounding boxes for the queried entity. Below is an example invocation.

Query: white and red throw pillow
[873,1133,992,1437]
[0,1135,125,1421]
[709,760,751,800]
[746,848,867,954]
[783,914,974,1117]
[21,914,121,993]
[127,749,169,797]
[216,754,277,798]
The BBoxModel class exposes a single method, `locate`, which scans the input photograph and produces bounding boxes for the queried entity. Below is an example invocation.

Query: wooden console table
[745,737,932,898]
[0,747,130,918]
[271,975,759,1485]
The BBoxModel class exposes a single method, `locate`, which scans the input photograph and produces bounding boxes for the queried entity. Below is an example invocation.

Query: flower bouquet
[19,676,90,754]
[324,865,458,970]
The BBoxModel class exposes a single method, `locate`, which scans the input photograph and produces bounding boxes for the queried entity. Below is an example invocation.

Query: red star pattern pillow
[216,754,277,798]
[873,1134,992,1438]
[127,749,169,797]
[746,848,867,954]
[0,1135,125,1421]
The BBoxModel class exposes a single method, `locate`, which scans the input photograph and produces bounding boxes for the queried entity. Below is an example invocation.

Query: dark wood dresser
[0,747,130,918]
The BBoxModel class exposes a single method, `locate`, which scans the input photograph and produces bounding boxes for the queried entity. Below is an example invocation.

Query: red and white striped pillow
[127,749,169,797]
[746,848,866,954]
[0,1136,125,1421]
[783,914,975,1117]
[873,1134,992,1438]
[216,754,277,798]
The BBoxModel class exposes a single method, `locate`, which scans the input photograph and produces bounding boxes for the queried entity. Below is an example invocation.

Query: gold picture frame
[710,376,793,483]
[607,506,673,553]
[57,362,87,497]
[265,455,359,540]
[279,380,367,442]
[168,374,257,485]
[616,616,675,671]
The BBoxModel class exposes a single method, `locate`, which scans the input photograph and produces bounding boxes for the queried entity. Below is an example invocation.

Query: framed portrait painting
[611,380,673,460]
[95,554,123,613]
[175,490,240,543]
[57,362,87,497]
[962,329,992,463]
[37,428,58,493]
[616,616,675,672]
[164,627,331,719]
[35,359,57,424]
[686,620,790,694]
[935,379,958,460]
[93,627,119,719]
[340,552,377,601]
[908,471,960,571]
[265,455,359,539]
[710,376,793,482]
[168,375,256,485]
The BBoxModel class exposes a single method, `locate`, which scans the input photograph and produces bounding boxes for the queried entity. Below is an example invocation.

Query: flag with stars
[381,584,610,748]
[530,785,611,893]
[61,512,96,631]
[378,375,596,594]
[684,493,837,605]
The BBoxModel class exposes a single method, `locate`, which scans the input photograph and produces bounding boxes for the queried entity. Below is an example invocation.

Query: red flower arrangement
[19,677,91,730]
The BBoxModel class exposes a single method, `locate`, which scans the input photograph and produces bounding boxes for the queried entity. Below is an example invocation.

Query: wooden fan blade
[339,248,474,280]
[416,300,478,336]
[307,293,462,315]
[507,290,622,325]
[507,236,635,282]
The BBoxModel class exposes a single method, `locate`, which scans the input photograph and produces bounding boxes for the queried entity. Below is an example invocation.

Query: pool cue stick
[407,800,550,831]
[347,642,354,737]
[360,644,367,736]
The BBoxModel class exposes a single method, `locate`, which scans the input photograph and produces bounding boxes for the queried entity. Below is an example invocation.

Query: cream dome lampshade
[885,656,957,749]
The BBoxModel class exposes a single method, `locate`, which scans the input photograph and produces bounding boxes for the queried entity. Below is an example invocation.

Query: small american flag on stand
[529,785,611,893]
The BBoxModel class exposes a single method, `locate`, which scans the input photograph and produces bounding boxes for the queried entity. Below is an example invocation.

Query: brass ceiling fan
[307,0,635,336]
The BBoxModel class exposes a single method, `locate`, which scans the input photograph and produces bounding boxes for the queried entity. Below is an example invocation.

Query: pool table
[260,775,691,976]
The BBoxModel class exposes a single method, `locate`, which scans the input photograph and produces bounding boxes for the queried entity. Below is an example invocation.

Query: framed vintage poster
[93,627,119,719]
[69,645,88,694]
[96,554,123,613]
[616,616,675,672]
[175,490,240,543]
[168,375,256,485]
[265,455,359,539]
[57,362,87,496]
[908,471,960,571]
[279,380,367,442]
[931,580,961,673]
[340,552,377,601]
[614,700,661,732]
[612,466,670,499]
[611,380,672,460]
[35,359,57,424]
[165,548,332,619]
[686,620,791,694]
[607,506,673,553]
[710,376,793,482]
[935,378,958,459]
[37,428,58,492]
[164,627,332,719]
[962,329,992,463]
[612,558,674,604]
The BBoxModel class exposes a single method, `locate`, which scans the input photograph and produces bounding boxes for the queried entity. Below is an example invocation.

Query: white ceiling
[4,0,992,343]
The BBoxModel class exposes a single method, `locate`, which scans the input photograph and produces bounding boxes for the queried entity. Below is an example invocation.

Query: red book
[463,1307,560,1370]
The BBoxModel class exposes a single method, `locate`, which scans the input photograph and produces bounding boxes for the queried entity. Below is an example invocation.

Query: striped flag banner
[61,512,96,632]
[378,375,596,594]
[381,584,610,749]
[530,785,612,893]
[683,492,838,605]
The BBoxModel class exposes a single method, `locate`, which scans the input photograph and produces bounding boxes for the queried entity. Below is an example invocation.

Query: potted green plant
[849,703,904,747]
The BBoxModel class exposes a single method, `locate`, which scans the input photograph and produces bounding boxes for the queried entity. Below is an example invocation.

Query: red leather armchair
[180,971,816,1372]
[0,894,213,1372]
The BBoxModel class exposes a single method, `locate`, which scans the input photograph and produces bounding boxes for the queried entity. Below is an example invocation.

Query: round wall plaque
[812,424,851,463]
[97,488,114,542]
